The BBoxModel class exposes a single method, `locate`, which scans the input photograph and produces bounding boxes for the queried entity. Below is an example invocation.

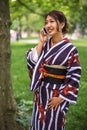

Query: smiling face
[45,15,65,37]
[45,15,57,36]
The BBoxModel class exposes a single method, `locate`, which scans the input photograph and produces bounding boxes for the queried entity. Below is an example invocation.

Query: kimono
[26,38,81,130]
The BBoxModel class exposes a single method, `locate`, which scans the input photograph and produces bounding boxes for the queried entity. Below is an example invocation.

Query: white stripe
[68,52,78,60]
[66,73,81,78]
[31,74,43,91]
[66,74,80,84]
[44,48,61,63]
[44,40,68,63]
[27,51,31,60]
[30,54,36,64]
[27,62,32,69]
[69,66,81,72]
[61,101,67,111]
[72,73,81,78]
[48,85,56,129]
[30,52,44,90]
[45,84,50,109]
[62,111,66,130]
[31,102,35,130]
[66,75,71,78]
[68,84,78,89]
[61,46,76,65]
[38,120,40,130]
[60,94,77,104]
[48,110,53,130]
[44,40,65,58]
[52,43,72,64]
[68,91,77,97]
[55,106,60,130]
[38,86,43,129]
[71,77,80,84]
[66,107,69,111]
[46,82,50,89]
[42,122,45,130]
[35,106,38,130]
[27,51,35,65]
[42,83,50,130]
[27,51,36,64]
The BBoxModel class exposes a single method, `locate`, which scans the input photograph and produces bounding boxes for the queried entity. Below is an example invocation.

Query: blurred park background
[10,0,87,130]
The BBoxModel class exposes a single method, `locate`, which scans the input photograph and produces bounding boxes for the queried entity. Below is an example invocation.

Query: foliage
[16,99,33,130]
[10,0,87,34]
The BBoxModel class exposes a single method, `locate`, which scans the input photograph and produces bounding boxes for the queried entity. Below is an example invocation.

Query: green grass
[11,39,87,130]
[71,38,87,45]
[11,43,36,103]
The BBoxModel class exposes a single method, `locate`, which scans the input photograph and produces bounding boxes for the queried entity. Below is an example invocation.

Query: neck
[51,33,63,45]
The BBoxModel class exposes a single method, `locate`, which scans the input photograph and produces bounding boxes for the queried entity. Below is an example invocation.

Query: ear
[60,22,65,29]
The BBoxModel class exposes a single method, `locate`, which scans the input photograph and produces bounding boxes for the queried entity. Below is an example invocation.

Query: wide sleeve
[59,47,81,104]
[26,47,38,79]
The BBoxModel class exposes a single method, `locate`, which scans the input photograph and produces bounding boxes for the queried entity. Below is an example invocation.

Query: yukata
[26,38,81,130]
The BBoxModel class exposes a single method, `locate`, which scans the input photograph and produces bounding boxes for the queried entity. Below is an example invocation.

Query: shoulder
[63,38,79,55]
[65,38,78,52]
[69,42,78,53]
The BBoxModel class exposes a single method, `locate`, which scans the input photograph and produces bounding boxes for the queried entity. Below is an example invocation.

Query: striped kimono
[26,38,81,130]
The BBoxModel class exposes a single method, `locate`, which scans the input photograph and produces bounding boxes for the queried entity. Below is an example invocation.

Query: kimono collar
[50,37,70,48]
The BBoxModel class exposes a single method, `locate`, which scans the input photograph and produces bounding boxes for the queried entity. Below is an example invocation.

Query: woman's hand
[48,97,63,110]
[36,28,48,56]
[39,28,48,44]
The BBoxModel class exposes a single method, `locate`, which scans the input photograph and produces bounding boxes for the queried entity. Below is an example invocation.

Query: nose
[46,22,51,28]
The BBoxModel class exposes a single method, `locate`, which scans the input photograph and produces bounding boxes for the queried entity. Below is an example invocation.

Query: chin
[48,33,54,37]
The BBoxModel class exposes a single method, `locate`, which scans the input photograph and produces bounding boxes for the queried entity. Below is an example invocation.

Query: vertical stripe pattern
[26,38,81,130]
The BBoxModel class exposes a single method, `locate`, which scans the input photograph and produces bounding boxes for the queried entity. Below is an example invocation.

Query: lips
[48,29,53,33]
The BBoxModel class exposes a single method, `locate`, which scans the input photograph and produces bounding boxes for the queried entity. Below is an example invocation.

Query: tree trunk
[0,0,25,130]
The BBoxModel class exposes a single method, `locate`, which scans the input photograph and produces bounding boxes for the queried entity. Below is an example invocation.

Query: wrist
[37,41,44,48]
[39,40,44,44]
[36,41,44,56]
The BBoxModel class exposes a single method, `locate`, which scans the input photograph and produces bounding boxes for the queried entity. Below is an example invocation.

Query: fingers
[54,105,58,111]
[48,101,58,110]
[48,97,63,110]
[48,99,53,109]
[48,97,59,110]
[40,27,47,36]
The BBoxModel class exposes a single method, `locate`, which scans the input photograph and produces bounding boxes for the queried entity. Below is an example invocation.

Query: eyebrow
[45,18,55,21]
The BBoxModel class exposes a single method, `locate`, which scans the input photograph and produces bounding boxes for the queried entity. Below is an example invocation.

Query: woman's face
[45,15,59,36]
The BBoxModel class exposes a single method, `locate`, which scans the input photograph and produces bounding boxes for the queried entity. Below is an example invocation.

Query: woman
[26,10,81,130]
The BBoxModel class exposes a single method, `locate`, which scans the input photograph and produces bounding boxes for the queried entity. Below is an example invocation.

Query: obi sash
[42,64,67,84]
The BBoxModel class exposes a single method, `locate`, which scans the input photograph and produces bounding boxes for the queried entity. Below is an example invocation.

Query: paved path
[18,39,39,44]
[17,39,87,47]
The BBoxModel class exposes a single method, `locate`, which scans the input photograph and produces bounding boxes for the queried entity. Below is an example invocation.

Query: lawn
[11,43,35,102]
[11,39,87,130]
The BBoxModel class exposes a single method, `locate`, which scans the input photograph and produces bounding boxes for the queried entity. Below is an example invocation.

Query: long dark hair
[45,10,69,34]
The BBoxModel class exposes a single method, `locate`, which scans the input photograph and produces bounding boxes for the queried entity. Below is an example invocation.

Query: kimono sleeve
[26,47,38,79]
[59,47,81,104]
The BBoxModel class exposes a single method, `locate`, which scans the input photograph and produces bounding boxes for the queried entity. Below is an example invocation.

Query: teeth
[48,30,52,32]
[49,30,52,32]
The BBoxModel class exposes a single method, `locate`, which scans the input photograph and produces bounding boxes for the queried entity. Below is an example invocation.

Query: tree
[0,0,25,130]
[10,0,87,34]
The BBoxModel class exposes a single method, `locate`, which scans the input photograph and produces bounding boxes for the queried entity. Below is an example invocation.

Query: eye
[50,20,55,23]
[45,20,55,25]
